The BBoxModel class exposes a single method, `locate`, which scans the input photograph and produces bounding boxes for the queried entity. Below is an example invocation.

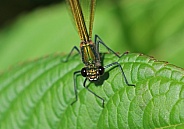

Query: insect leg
[71,70,81,105]
[63,46,80,62]
[104,62,135,87]
[94,34,121,58]
[83,79,105,108]
[95,35,135,86]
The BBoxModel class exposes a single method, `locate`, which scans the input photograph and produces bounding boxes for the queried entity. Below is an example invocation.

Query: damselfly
[64,0,135,108]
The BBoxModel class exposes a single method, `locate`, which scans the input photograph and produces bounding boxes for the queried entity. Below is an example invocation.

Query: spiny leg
[94,34,121,58]
[104,62,135,87]
[83,78,105,108]
[71,70,81,105]
[94,35,130,59]
[63,46,80,62]
[95,35,134,86]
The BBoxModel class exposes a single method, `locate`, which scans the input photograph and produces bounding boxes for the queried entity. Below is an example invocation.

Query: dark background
[0,0,63,28]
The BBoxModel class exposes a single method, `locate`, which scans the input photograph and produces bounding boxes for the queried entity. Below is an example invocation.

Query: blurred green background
[0,0,184,72]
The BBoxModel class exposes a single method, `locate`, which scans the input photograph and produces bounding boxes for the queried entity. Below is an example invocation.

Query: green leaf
[0,53,184,129]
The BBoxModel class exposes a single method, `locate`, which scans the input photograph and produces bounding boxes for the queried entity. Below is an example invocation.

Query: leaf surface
[0,53,184,129]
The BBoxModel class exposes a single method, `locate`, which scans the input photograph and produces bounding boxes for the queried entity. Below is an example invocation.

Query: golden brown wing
[88,0,96,39]
[67,0,96,42]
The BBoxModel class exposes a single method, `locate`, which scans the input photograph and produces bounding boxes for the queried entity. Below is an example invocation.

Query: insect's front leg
[63,46,81,62]
[71,70,81,105]
[83,78,105,108]
[104,62,135,87]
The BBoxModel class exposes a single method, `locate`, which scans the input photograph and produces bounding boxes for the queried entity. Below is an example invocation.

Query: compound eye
[81,68,87,77]
[98,66,104,75]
